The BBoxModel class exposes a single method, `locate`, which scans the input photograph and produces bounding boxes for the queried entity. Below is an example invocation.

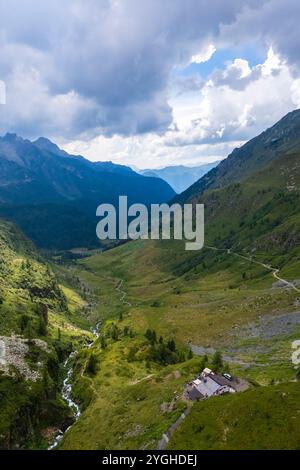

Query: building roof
[188,388,204,401]
[208,373,234,388]
[194,376,220,397]
[193,378,201,386]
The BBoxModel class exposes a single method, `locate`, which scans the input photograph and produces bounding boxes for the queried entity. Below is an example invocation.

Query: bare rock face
[0,335,49,381]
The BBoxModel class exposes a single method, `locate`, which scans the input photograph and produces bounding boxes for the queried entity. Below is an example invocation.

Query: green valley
[49,230,300,449]
[2,1,300,456]
[53,110,300,450]
[1,109,300,451]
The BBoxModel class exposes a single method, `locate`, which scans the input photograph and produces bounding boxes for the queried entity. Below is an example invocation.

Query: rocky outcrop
[0,335,49,381]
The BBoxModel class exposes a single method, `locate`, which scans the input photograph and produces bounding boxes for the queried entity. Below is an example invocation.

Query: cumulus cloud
[158,49,300,149]
[0,0,260,138]
[0,0,300,169]
[62,46,300,169]
[210,48,281,91]
[220,0,300,73]
[191,44,216,64]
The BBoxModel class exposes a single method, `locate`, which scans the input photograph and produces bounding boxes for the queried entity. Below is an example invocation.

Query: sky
[0,0,300,169]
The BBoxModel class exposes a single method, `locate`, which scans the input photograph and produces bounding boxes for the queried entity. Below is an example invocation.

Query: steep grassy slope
[0,219,92,448]
[177,108,300,203]
[168,382,300,450]
[180,152,300,292]
[0,220,65,336]
[60,338,200,450]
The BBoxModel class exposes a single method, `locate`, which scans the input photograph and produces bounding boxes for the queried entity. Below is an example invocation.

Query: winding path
[206,245,300,293]
[51,245,298,450]
[157,406,192,450]
[116,279,132,306]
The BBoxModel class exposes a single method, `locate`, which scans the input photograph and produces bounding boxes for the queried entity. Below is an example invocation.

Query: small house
[186,368,236,401]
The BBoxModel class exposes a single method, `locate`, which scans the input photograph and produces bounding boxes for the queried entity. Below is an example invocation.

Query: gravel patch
[0,335,49,381]
[240,311,300,341]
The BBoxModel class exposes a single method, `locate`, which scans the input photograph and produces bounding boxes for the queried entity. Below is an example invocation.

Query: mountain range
[0,109,300,450]
[139,162,220,193]
[0,134,175,249]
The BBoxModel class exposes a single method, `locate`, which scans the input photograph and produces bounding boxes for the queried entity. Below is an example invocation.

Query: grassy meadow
[53,230,300,450]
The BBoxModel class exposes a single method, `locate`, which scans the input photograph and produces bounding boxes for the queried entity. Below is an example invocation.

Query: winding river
[48,320,102,450]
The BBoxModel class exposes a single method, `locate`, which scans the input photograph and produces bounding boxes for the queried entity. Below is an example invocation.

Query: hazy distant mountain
[139,162,221,193]
[0,133,175,249]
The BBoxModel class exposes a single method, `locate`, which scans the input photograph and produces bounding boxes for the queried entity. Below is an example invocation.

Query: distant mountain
[0,134,175,249]
[177,109,300,204]
[140,162,220,193]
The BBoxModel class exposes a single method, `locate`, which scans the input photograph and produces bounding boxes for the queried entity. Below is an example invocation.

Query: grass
[1,144,299,450]
[168,382,300,450]
[68,238,299,350]
[54,230,299,450]
[60,332,202,450]
[49,178,300,449]
[38,146,300,454]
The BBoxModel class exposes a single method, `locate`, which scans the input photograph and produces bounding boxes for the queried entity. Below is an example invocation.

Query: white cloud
[62,48,300,169]
[0,0,300,170]
[191,44,216,64]
[165,49,298,147]
[291,78,300,108]
[262,47,282,76]
[210,47,282,91]
[0,0,260,138]
[220,0,300,72]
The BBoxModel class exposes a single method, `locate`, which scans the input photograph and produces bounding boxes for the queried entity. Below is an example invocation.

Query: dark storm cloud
[220,0,300,74]
[0,0,297,139]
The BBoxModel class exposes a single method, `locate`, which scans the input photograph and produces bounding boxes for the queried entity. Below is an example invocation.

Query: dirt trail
[116,279,132,306]
[157,406,192,450]
[206,245,300,294]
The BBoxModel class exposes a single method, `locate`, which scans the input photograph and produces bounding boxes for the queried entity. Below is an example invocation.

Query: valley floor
[47,238,300,450]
